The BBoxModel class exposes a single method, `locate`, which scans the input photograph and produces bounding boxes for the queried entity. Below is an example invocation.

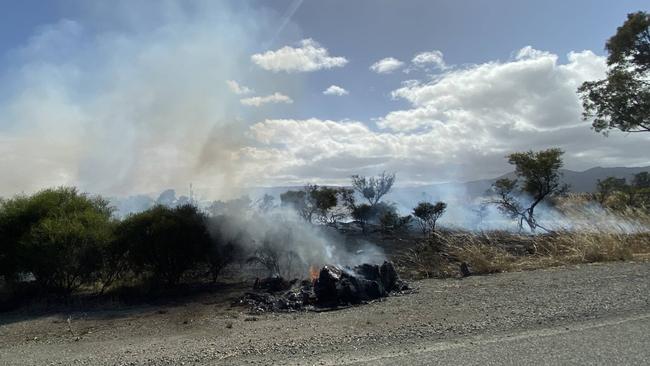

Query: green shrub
[379,210,412,234]
[0,187,114,294]
[120,204,211,285]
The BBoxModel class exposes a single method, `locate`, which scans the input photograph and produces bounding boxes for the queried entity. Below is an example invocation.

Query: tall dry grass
[398,228,650,279]
[397,198,650,278]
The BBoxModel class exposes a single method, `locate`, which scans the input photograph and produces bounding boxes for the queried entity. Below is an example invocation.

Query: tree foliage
[351,172,395,207]
[491,149,567,231]
[379,210,412,234]
[596,172,650,209]
[280,185,342,223]
[351,203,373,232]
[605,11,650,71]
[119,204,211,285]
[596,177,628,204]
[0,187,114,293]
[412,201,447,235]
[578,11,650,134]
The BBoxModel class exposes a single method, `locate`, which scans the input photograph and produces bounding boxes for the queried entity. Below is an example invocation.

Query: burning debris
[238,261,409,312]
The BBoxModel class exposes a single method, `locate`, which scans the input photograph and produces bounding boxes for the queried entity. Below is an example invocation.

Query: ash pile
[239,261,409,312]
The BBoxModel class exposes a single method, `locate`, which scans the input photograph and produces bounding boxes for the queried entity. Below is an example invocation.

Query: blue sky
[260,0,649,121]
[0,1,648,198]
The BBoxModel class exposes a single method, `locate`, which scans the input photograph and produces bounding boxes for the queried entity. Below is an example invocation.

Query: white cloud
[323,85,349,96]
[370,57,404,74]
[411,50,446,70]
[244,47,650,185]
[240,92,293,107]
[251,38,348,73]
[226,80,253,95]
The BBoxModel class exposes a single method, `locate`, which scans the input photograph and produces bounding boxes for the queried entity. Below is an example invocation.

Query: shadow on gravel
[0,281,248,326]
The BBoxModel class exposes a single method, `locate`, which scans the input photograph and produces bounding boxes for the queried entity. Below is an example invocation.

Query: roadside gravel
[1,261,648,365]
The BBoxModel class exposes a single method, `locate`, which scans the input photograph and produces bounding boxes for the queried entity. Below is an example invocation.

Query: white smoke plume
[0,1,303,199]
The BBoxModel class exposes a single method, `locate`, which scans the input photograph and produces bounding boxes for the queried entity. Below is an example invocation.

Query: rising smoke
[0,1,303,198]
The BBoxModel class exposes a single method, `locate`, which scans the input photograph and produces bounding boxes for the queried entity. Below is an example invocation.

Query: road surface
[1,261,649,365]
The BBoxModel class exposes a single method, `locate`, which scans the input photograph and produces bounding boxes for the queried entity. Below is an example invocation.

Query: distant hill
[389,166,650,204]
[559,166,650,192]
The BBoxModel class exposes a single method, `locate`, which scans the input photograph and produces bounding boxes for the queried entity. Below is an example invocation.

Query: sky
[0,0,648,199]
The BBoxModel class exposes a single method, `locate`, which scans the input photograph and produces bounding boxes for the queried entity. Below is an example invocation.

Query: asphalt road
[346,313,650,365]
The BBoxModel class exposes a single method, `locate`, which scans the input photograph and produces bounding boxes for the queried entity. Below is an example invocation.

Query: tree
[0,187,114,294]
[120,204,211,285]
[351,204,373,232]
[412,201,447,235]
[351,172,396,207]
[596,177,628,204]
[632,172,650,208]
[256,194,275,213]
[205,215,245,283]
[490,148,567,232]
[280,185,339,223]
[280,190,307,216]
[578,12,650,134]
[632,171,650,189]
[310,186,339,223]
[594,172,650,209]
[379,211,412,234]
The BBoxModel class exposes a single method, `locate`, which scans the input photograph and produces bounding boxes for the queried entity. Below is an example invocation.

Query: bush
[379,210,412,234]
[120,204,211,285]
[205,215,246,283]
[0,187,114,294]
[413,201,447,235]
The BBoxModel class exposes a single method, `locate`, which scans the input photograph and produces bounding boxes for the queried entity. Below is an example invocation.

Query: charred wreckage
[238,261,409,312]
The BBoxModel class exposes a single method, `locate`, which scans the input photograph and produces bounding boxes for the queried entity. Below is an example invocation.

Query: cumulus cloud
[2,10,648,198]
[226,80,253,95]
[370,57,404,74]
[411,50,446,70]
[245,47,649,185]
[240,92,293,107]
[323,85,349,96]
[251,38,348,73]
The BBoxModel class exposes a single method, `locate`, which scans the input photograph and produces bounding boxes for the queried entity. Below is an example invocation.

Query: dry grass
[398,229,650,279]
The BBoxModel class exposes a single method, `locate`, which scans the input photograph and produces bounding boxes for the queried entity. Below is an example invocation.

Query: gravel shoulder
[1,261,649,365]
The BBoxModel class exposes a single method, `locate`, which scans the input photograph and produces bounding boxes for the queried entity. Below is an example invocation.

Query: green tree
[351,172,396,207]
[412,201,447,235]
[632,171,650,189]
[280,185,339,223]
[351,204,373,232]
[120,204,211,285]
[595,172,650,209]
[596,177,628,204]
[379,210,412,234]
[0,187,114,293]
[578,11,650,134]
[491,149,567,231]
[310,186,339,223]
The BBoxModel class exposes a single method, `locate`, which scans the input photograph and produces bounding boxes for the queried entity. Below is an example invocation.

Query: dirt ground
[1,260,648,365]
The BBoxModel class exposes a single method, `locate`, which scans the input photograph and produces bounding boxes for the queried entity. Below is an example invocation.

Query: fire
[309,265,320,281]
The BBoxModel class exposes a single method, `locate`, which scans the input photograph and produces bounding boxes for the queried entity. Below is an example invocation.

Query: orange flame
[309,265,319,281]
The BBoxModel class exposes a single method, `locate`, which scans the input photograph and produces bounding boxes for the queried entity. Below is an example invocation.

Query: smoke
[387,184,648,234]
[0,1,302,199]
[207,206,386,278]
